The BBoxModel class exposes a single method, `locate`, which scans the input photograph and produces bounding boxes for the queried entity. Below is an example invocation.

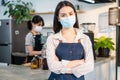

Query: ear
[32,23,35,28]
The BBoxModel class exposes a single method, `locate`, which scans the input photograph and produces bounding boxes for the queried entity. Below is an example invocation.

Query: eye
[69,12,75,16]
[37,22,42,26]
[60,14,67,18]
[38,24,41,26]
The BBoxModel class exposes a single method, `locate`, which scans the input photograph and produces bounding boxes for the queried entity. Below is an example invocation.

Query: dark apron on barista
[48,39,85,80]
[34,34,43,51]
[27,34,43,62]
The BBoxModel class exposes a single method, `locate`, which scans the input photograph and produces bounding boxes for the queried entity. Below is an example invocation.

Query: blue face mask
[59,16,76,28]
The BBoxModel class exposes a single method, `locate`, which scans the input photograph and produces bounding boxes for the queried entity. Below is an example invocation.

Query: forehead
[59,6,74,14]
[33,21,42,25]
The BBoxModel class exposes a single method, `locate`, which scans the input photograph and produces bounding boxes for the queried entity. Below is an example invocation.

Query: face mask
[34,26,42,33]
[59,16,76,28]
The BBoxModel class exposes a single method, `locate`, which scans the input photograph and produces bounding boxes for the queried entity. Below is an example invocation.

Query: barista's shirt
[25,31,43,54]
[25,32,35,54]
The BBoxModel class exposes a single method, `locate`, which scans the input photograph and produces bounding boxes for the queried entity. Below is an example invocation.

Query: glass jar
[30,56,38,69]
[30,55,42,69]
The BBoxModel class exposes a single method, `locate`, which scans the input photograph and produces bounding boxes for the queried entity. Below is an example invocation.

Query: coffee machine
[80,23,96,60]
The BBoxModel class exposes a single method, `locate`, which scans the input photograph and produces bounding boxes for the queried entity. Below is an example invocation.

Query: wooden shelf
[43,27,52,29]
[30,12,54,15]
[76,10,85,13]
[30,10,84,15]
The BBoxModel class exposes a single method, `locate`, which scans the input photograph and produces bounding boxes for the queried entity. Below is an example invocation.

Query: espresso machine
[80,23,96,60]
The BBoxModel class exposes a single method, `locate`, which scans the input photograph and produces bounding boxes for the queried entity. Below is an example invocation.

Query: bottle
[42,50,48,70]
[41,44,48,70]
[42,58,48,70]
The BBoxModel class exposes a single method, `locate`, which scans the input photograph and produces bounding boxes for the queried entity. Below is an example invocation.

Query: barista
[25,15,45,62]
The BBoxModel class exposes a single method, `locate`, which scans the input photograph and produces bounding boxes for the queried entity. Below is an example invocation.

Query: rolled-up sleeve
[46,35,70,74]
[25,33,33,46]
[72,35,94,78]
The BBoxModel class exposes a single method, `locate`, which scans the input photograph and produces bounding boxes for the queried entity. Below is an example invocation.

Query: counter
[0,65,50,80]
[0,56,115,80]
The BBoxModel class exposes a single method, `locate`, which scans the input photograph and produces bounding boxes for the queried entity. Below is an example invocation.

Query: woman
[25,15,44,62]
[46,1,94,80]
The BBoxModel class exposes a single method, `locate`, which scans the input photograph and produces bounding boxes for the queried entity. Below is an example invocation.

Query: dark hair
[27,15,45,30]
[53,1,79,33]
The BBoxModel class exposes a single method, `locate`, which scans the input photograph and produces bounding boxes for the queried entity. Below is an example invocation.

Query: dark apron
[48,40,85,80]
[27,34,43,62]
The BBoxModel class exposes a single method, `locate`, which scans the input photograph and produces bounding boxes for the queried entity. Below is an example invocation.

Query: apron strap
[58,40,62,43]
[78,39,81,43]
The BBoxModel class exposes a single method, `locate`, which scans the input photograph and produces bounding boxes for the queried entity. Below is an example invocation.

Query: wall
[0,0,118,33]
[0,0,118,55]
[31,0,117,37]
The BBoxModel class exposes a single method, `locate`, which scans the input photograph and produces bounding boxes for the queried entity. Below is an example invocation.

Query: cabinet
[85,57,115,80]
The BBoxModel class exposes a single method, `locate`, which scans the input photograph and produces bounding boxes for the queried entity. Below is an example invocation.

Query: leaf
[4,1,10,6]
[3,11,8,15]
[3,0,33,24]
[94,36,115,51]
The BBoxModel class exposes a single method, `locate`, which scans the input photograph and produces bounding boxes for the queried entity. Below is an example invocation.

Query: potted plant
[94,36,115,57]
[3,0,33,24]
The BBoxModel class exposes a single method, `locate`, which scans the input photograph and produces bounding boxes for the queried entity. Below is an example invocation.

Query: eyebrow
[59,11,74,14]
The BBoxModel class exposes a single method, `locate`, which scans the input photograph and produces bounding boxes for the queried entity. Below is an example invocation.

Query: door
[0,19,12,44]
[0,44,11,64]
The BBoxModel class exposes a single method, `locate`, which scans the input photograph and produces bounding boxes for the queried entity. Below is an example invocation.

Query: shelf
[30,12,54,15]
[43,27,52,29]
[76,10,85,13]
[30,10,84,15]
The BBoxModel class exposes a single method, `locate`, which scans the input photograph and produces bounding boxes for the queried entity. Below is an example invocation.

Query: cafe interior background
[0,0,120,80]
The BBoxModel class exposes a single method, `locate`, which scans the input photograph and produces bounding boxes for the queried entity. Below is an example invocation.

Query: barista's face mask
[59,16,76,28]
[34,26,42,33]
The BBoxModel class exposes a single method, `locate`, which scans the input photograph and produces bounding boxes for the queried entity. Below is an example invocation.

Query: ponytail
[27,20,32,30]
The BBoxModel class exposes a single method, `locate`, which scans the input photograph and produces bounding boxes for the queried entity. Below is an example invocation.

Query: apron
[34,34,43,51]
[48,39,85,80]
[27,34,43,62]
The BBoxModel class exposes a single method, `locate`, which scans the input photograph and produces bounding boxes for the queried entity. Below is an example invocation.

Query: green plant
[94,36,115,51]
[3,0,33,24]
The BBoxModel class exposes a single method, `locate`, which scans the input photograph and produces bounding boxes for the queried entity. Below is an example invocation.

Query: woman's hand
[63,59,85,74]
[27,45,43,56]
[66,59,85,68]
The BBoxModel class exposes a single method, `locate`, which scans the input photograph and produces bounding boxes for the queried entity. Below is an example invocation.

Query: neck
[61,28,77,43]
[62,27,76,35]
